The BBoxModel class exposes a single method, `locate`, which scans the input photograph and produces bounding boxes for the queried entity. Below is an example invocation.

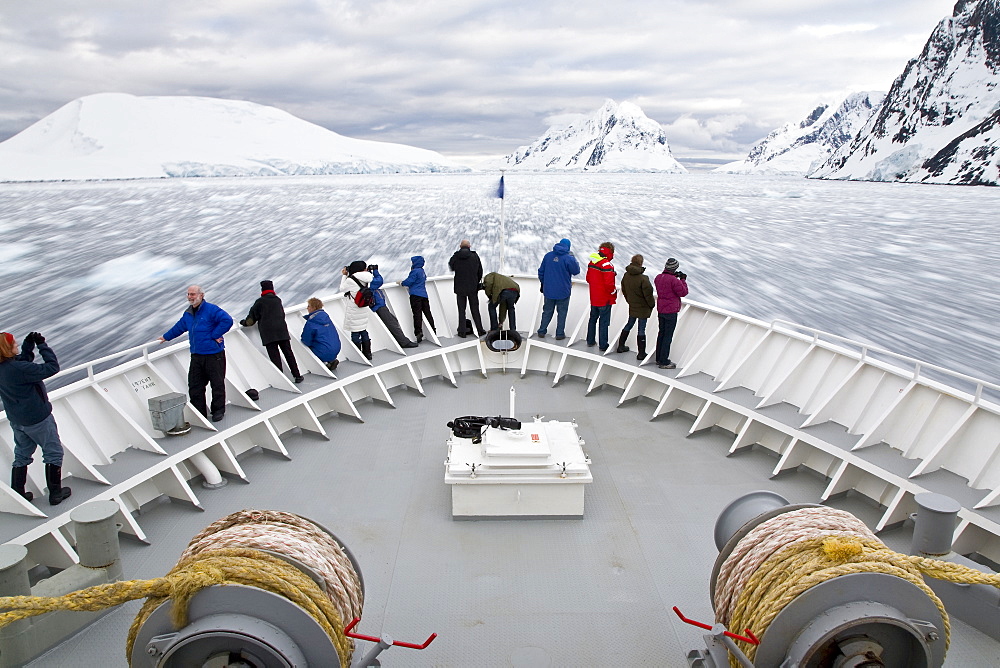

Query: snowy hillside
[496,100,687,173]
[0,93,468,182]
[812,0,1000,186]
[716,92,884,175]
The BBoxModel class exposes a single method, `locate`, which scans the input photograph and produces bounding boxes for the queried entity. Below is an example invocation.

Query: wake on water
[1,172,997,389]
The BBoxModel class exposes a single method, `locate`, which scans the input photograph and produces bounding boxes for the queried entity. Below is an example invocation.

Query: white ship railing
[2,275,998,576]
[770,318,999,406]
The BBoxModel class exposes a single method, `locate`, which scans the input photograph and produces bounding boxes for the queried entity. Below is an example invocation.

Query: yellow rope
[726,534,1000,665]
[0,548,351,668]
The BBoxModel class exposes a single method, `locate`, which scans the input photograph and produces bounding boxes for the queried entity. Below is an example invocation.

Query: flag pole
[499,171,506,274]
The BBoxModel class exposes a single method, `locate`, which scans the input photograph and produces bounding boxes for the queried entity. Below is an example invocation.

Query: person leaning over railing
[0,330,72,505]
[301,297,342,372]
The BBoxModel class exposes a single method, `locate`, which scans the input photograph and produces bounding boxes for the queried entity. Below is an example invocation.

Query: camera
[676,271,687,281]
[368,264,378,272]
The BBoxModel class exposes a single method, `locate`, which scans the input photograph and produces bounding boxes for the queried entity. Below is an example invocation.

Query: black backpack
[350,276,375,308]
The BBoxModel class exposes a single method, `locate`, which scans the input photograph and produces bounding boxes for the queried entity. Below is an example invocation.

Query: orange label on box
[531,434,540,441]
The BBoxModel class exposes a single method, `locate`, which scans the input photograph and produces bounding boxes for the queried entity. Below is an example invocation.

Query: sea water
[1,172,997,385]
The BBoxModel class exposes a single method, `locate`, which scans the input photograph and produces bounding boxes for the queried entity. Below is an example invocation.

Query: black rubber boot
[361,340,373,361]
[636,336,647,361]
[615,332,630,354]
[11,466,33,501]
[45,463,72,506]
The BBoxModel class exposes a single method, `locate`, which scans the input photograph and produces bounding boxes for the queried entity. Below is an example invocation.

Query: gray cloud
[0,0,954,164]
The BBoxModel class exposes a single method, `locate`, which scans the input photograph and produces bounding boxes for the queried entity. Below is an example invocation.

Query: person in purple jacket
[399,255,436,343]
[653,258,689,370]
[158,285,233,422]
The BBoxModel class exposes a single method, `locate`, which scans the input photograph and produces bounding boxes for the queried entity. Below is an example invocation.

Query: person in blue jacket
[399,255,436,343]
[301,297,342,371]
[368,264,418,349]
[536,238,580,340]
[158,285,233,422]
[0,330,72,505]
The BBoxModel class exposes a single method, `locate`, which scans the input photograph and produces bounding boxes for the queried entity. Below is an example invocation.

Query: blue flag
[496,175,505,199]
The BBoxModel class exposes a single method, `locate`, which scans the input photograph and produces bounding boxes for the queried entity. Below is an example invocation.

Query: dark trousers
[265,339,301,377]
[656,312,678,365]
[376,307,413,345]
[587,305,612,349]
[622,316,648,335]
[409,295,436,337]
[456,293,485,335]
[189,351,226,417]
[488,289,519,331]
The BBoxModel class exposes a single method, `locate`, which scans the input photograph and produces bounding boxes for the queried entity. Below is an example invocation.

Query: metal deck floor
[25,370,1000,667]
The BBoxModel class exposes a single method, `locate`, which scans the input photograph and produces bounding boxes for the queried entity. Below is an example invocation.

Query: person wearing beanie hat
[653,258,689,370]
[586,241,618,351]
[240,280,303,383]
[158,285,234,422]
[1,330,72,505]
[617,254,656,360]
[399,256,436,343]
[536,237,580,340]
[342,261,375,359]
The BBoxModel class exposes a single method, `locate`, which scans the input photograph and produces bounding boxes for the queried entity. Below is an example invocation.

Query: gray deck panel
[23,371,1000,667]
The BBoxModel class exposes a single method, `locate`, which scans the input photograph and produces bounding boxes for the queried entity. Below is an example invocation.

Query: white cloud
[0,0,958,163]
[794,23,879,38]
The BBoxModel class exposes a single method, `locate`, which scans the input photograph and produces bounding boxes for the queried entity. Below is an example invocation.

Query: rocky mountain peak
[497,99,686,173]
[812,0,1000,185]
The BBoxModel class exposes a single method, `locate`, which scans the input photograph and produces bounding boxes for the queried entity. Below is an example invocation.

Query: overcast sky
[0,1,955,167]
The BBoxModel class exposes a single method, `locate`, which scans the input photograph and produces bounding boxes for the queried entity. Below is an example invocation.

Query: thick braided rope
[715,507,1000,668]
[0,548,352,668]
[727,536,950,666]
[179,509,363,624]
[714,507,878,626]
[125,547,352,667]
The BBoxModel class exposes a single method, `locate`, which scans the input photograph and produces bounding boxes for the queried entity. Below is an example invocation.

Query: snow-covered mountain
[812,0,1000,186]
[715,92,884,175]
[496,100,687,173]
[0,93,468,182]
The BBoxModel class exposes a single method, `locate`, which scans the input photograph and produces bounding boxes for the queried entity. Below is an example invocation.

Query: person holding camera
[342,261,374,360]
[368,264,418,349]
[0,330,72,505]
[653,258,689,370]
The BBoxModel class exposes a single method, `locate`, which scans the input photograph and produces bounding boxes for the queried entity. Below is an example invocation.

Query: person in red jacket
[585,241,618,351]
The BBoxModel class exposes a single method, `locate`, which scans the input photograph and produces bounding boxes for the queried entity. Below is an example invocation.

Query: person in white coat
[341,260,374,360]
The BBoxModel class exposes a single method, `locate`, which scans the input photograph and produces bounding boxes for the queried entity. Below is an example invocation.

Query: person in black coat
[448,239,486,337]
[0,330,72,505]
[241,280,303,383]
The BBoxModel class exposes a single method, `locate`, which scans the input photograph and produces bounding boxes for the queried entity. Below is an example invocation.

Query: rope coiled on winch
[713,506,1000,666]
[0,509,362,668]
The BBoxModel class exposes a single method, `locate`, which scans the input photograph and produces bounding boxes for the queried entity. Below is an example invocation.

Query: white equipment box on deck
[445,417,593,519]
